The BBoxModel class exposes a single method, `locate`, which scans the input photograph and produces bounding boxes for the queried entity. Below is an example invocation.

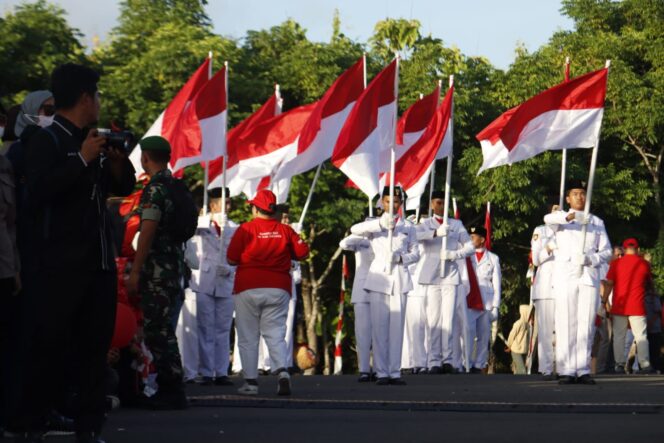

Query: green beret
[140,135,171,152]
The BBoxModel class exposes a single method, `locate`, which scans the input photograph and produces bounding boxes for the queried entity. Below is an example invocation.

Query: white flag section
[129,58,211,175]
[272,57,365,182]
[331,60,398,198]
[477,67,608,174]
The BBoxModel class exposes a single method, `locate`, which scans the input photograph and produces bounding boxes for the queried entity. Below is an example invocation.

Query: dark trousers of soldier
[18,269,116,433]
[139,276,184,390]
[0,277,19,429]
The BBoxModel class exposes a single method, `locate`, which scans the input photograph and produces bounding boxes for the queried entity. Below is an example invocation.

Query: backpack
[150,175,198,244]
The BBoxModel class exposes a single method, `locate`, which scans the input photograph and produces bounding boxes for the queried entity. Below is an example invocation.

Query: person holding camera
[17,63,135,443]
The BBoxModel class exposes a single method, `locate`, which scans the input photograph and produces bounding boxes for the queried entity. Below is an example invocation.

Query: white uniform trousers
[424,284,457,367]
[554,280,598,377]
[467,309,491,369]
[402,295,428,369]
[451,292,468,371]
[353,302,372,373]
[368,287,407,379]
[176,288,199,381]
[285,282,297,368]
[534,299,555,375]
[196,293,234,377]
[612,315,650,369]
[234,288,290,380]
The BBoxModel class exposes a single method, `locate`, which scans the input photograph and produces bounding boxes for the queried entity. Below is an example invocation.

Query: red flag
[484,202,492,251]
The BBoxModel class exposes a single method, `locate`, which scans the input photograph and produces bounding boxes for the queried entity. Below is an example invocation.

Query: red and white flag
[387,85,454,210]
[170,65,228,172]
[476,67,608,173]
[272,58,365,182]
[130,58,211,175]
[394,85,440,160]
[331,59,398,198]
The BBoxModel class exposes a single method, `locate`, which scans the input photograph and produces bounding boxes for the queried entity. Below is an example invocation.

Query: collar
[53,115,84,140]
[475,248,486,254]
[433,215,444,224]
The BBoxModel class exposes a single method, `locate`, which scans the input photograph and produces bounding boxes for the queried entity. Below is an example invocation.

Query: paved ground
[47,374,664,442]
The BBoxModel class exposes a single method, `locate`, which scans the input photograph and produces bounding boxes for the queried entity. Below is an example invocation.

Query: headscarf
[14,90,53,137]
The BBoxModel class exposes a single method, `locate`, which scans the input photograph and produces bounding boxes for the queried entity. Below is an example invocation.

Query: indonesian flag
[386,85,454,210]
[272,57,365,182]
[476,67,608,173]
[207,91,281,193]
[331,59,398,198]
[130,58,211,175]
[484,201,492,251]
[395,85,440,159]
[170,65,228,172]
[244,175,292,204]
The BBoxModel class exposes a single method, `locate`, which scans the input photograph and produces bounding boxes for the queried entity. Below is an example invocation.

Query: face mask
[28,114,54,128]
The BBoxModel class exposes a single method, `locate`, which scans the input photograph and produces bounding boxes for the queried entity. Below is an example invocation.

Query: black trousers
[18,269,116,433]
[1,277,18,428]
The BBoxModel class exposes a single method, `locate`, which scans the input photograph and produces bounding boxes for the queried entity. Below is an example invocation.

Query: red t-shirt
[227,217,309,295]
[606,254,651,316]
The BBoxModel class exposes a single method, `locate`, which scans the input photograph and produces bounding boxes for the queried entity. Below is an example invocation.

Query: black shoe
[558,375,576,385]
[214,376,235,386]
[44,410,75,437]
[441,363,455,374]
[358,373,371,383]
[469,367,483,374]
[375,377,390,386]
[541,373,556,381]
[75,432,105,443]
[576,374,596,385]
[369,372,378,382]
[199,376,215,386]
[389,378,407,385]
[428,366,443,374]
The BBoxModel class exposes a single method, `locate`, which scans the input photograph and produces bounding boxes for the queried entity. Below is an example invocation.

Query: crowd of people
[1,62,663,443]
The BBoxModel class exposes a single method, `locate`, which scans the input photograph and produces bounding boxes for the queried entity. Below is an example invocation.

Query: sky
[0,0,574,70]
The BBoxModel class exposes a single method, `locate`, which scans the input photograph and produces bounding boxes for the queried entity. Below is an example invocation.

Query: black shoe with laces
[442,363,456,374]
[214,376,235,386]
[558,375,576,385]
[428,366,443,374]
[389,378,407,385]
[375,377,390,386]
[358,373,371,383]
[576,374,596,385]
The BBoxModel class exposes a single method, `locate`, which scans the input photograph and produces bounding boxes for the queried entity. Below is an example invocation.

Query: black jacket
[25,115,136,271]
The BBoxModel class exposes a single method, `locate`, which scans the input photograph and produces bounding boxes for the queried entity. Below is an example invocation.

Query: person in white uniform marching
[544,180,611,385]
[466,226,501,373]
[415,191,473,374]
[187,187,237,386]
[339,223,375,382]
[350,186,419,385]
[530,206,557,380]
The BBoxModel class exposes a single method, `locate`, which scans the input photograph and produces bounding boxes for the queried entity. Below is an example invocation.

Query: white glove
[291,222,303,235]
[545,241,557,254]
[216,264,232,277]
[490,307,499,322]
[572,254,592,266]
[574,211,589,225]
[443,250,457,261]
[435,224,448,238]
[379,212,395,230]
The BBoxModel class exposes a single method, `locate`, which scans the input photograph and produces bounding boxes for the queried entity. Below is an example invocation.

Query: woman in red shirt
[227,189,309,396]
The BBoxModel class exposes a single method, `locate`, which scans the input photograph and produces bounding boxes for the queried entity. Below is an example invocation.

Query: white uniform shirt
[531,224,556,301]
[339,233,374,303]
[350,217,419,295]
[414,216,474,286]
[469,249,501,311]
[544,210,612,287]
[187,215,238,297]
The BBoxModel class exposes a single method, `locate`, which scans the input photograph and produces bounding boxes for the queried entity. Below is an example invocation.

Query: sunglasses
[40,104,56,116]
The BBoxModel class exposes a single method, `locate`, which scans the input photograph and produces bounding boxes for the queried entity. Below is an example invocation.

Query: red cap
[622,238,639,249]
[248,189,277,213]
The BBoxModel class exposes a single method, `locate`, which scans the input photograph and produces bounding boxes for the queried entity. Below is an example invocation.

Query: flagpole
[578,60,610,277]
[559,57,571,207]
[440,75,454,278]
[202,51,213,216]
[220,61,229,251]
[298,163,322,227]
[362,53,374,218]
[387,55,399,270]
[428,80,443,217]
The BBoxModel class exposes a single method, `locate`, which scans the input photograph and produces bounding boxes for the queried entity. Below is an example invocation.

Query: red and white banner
[477,67,608,173]
[331,59,398,198]
[386,85,454,210]
[130,58,211,175]
[394,85,440,160]
[272,58,365,182]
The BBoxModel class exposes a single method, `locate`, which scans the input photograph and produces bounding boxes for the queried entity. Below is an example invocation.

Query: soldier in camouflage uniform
[127,136,187,409]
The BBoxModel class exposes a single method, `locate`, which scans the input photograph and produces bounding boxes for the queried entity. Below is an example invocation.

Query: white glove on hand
[443,250,457,261]
[490,307,499,322]
[291,222,303,235]
[216,264,232,277]
[379,212,395,230]
[572,254,592,266]
[574,211,589,225]
[435,224,448,238]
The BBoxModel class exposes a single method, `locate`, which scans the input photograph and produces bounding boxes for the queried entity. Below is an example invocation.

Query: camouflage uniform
[137,169,185,385]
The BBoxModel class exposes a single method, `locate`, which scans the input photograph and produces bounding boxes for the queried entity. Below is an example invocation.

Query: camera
[97,128,135,153]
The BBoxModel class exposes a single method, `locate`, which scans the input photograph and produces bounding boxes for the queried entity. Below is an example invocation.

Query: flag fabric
[331,59,398,198]
[386,85,453,210]
[476,67,608,173]
[484,201,492,251]
[130,58,211,175]
[333,254,349,375]
[170,65,227,172]
[272,58,365,182]
[394,85,440,159]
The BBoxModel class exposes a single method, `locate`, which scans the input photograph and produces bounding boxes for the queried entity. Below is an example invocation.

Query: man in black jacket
[16,64,135,443]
